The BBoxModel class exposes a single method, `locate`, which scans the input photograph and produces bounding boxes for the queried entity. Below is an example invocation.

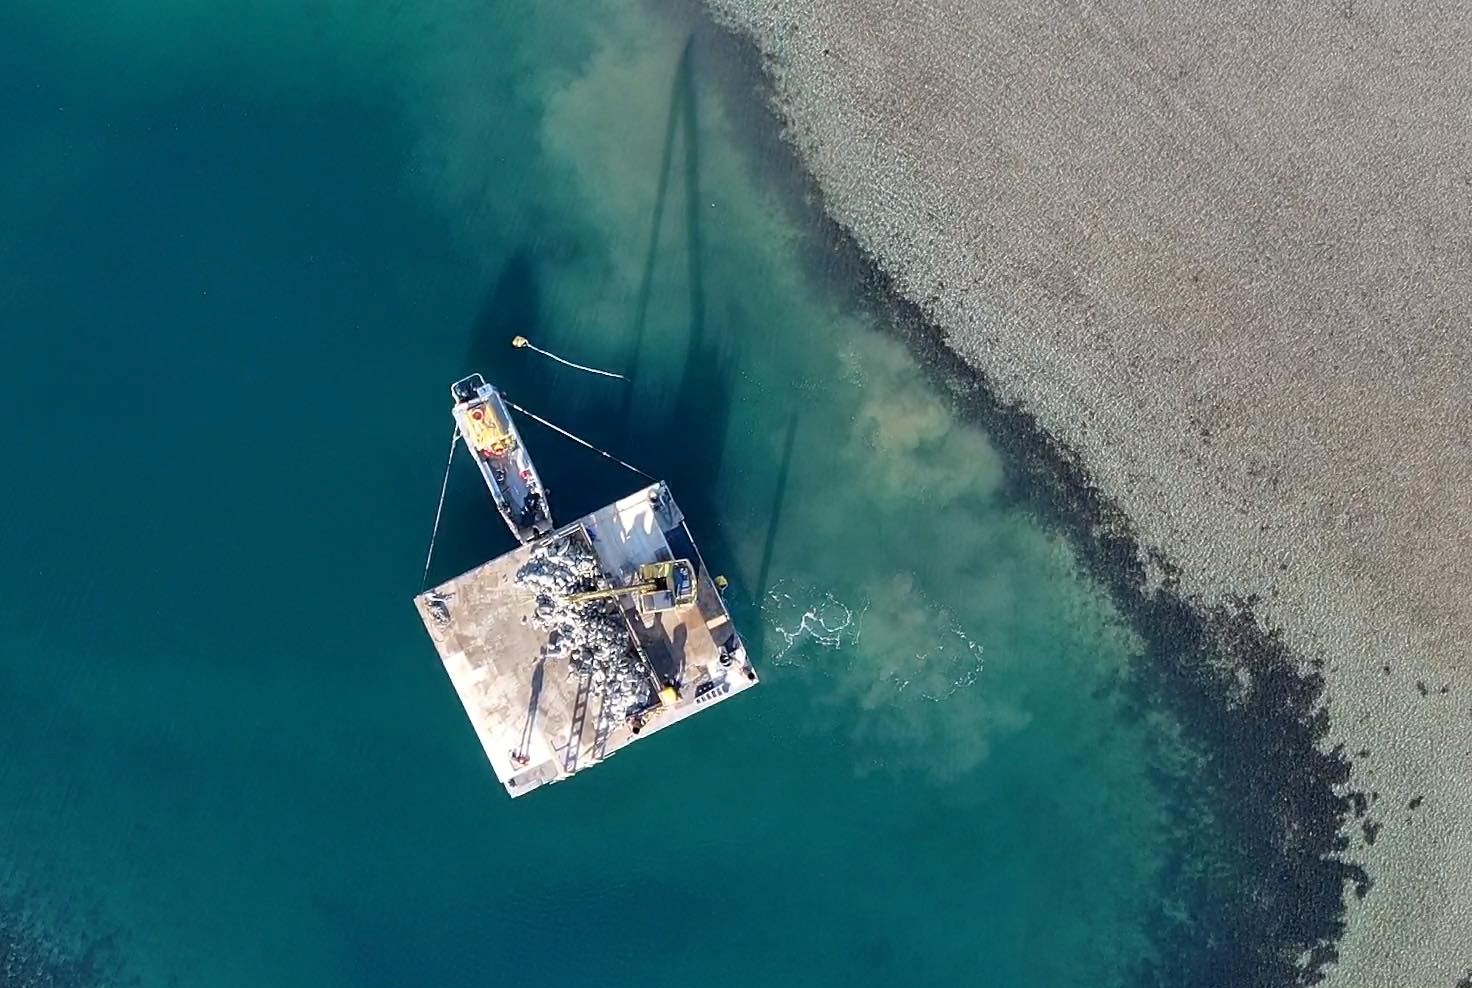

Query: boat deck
[450,385,551,542]
[414,482,758,797]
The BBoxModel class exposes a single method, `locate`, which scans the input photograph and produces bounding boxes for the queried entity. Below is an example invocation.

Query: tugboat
[450,374,552,543]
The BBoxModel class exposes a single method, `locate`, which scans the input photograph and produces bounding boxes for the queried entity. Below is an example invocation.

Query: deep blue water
[0,3,1254,986]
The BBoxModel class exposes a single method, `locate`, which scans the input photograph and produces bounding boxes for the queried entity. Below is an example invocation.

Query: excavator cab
[641,559,696,610]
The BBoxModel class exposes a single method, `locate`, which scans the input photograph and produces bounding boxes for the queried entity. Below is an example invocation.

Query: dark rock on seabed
[808,179,1374,988]
[0,888,123,988]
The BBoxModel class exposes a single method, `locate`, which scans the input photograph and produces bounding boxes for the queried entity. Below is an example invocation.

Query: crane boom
[564,559,698,612]
[566,579,662,604]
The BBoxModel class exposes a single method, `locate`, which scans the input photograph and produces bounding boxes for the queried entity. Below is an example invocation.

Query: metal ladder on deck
[592,707,615,761]
[563,669,593,773]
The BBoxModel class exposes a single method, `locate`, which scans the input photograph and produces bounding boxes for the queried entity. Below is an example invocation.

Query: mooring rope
[504,399,655,482]
[511,335,627,380]
[420,426,460,589]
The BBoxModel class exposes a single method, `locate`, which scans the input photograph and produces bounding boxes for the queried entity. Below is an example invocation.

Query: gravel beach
[701,1,1472,983]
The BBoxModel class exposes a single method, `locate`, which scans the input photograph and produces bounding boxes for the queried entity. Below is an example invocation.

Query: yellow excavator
[566,559,697,614]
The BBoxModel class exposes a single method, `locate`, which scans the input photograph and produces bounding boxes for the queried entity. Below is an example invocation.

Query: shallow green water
[2,3,1229,985]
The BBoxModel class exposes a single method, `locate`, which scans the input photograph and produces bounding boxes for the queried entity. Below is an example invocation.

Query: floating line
[420,425,459,589]
[504,399,655,482]
[512,335,627,380]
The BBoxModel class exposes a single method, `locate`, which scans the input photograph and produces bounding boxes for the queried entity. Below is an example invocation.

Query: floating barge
[414,375,758,798]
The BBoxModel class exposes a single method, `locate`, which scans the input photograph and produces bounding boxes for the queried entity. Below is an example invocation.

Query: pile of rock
[516,536,653,719]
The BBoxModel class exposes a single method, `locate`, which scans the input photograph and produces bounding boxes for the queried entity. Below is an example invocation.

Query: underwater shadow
[619,41,685,418]
[425,249,547,588]
[755,413,799,605]
[464,247,539,380]
[619,37,769,661]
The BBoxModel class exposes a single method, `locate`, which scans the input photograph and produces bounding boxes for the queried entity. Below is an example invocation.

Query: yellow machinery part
[658,686,680,708]
[463,404,516,456]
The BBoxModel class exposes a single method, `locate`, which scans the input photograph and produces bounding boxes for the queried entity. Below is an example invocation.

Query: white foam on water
[761,578,987,705]
[763,581,864,665]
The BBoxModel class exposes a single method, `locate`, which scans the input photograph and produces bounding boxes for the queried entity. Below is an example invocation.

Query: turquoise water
[0,3,1252,985]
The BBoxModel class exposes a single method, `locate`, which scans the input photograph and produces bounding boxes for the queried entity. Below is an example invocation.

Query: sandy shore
[701,1,1472,983]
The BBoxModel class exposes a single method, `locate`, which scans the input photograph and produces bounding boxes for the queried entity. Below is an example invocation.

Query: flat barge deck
[414,481,759,797]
